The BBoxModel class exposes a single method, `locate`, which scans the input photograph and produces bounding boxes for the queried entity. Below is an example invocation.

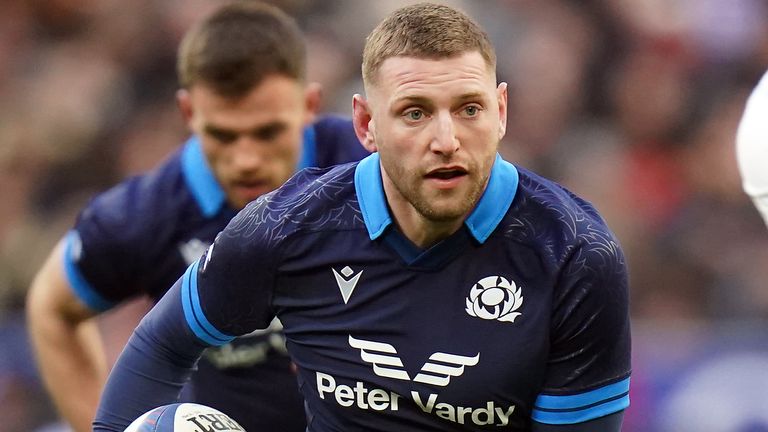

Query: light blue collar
[354,153,519,244]
[181,136,226,218]
[298,126,317,171]
[181,126,317,218]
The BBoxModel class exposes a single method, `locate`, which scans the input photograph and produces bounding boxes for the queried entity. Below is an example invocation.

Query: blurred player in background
[25,2,367,431]
[94,3,630,431]
[736,69,768,227]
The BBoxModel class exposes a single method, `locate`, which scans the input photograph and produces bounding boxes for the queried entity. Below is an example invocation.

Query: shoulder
[76,149,191,244]
[221,161,364,248]
[502,167,624,268]
[312,114,353,139]
[311,115,369,166]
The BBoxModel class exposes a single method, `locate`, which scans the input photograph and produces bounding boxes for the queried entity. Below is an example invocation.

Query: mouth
[424,167,468,189]
[425,167,468,180]
[232,180,270,199]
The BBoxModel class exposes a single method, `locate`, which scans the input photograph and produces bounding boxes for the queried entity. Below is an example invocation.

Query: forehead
[371,51,495,104]
[190,75,305,127]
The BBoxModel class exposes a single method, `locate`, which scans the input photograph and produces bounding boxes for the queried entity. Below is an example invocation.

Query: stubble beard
[387,162,489,224]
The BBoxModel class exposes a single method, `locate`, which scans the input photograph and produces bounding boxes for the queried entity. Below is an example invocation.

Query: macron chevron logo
[348,336,480,387]
[332,266,363,304]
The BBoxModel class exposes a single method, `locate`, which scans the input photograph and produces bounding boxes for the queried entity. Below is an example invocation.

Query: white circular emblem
[465,276,524,323]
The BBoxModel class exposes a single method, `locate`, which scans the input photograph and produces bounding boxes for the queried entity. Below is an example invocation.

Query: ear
[176,89,194,128]
[496,82,508,141]
[353,94,377,152]
[304,82,322,125]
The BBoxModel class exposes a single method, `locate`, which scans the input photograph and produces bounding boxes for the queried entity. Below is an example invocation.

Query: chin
[423,192,475,217]
[420,203,471,222]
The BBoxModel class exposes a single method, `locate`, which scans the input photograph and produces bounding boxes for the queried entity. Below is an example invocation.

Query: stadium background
[1,0,768,431]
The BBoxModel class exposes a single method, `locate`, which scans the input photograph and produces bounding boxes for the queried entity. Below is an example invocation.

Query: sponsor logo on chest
[316,372,515,426]
[315,335,516,427]
[320,269,525,426]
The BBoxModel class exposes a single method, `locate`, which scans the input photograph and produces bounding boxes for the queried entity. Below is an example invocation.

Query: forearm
[93,330,199,431]
[28,309,106,432]
[93,283,208,432]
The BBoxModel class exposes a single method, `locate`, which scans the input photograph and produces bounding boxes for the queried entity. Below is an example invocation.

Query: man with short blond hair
[94,4,630,431]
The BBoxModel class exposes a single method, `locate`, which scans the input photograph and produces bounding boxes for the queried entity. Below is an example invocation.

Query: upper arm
[27,238,97,325]
[186,202,279,340]
[533,235,631,426]
[29,179,156,324]
[66,180,164,309]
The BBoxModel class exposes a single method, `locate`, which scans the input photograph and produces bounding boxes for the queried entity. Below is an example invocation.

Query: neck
[381,173,466,249]
[394,208,464,249]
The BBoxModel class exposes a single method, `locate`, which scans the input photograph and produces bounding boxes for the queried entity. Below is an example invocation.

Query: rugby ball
[124,403,245,432]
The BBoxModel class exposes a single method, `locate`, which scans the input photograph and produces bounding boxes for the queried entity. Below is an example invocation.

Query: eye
[206,129,238,144]
[253,124,287,142]
[404,109,424,122]
[461,105,481,117]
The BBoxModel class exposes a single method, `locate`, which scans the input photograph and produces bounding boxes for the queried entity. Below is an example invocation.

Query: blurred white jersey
[737,70,768,226]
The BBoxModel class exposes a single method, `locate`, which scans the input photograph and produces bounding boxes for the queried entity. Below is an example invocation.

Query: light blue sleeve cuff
[532,377,630,424]
[180,260,235,346]
[62,231,115,312]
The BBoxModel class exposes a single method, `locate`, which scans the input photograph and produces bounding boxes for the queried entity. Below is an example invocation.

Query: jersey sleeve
[736,70,768,227]
[63,182,149,311]
[532,235,631,425]
[94,200,280,432]
[187,198,279,339]
[94,275,209,432]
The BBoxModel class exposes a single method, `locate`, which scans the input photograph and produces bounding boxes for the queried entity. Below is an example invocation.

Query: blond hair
[362,2,496,87]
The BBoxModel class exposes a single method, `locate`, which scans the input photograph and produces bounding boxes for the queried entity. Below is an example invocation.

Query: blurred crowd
[2,1,768,431]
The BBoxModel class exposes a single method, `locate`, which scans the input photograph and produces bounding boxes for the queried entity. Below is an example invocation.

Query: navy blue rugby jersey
[64,115,368,432]
[95,152,631,432]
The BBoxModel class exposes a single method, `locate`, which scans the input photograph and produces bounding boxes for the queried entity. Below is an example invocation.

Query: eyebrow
[392,92,487,106]
[251,121,288,139]
[454,92,486,103]
[204,120,288,138]
[203,124,237,136]
[392,95,432,107]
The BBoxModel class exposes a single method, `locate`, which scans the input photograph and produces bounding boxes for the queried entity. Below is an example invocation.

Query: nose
[231,138,263,173]
[430,111,459,155]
